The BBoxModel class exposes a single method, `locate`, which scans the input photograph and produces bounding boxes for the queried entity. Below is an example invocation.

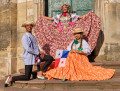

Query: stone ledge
[14,77,120,90]
[91,61,120,66]
[14,68,120,90]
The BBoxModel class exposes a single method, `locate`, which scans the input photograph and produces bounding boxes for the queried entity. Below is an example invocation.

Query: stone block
[17,32,25,47]
[11,57,17,74]
[11,48,17,57]
[104,43,120,61]
[0,58,10,79]
[17,58,24,72]
[0,1,17,79]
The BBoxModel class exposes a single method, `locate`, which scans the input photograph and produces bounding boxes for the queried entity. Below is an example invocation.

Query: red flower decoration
[63,13,67,16]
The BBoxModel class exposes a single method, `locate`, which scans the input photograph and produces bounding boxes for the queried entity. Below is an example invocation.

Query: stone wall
[0,0,45,79]
[0,0,17,79]
[94,0,120,61]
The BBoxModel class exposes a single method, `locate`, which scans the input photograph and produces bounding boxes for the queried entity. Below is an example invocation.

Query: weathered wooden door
[48,0,94,17]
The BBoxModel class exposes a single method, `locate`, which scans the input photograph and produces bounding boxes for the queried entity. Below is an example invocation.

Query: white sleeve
[22,35,39,55]
[71,13,80,22]
[82,39,91,56]
[67,41,74,51]
[52,14,61,23]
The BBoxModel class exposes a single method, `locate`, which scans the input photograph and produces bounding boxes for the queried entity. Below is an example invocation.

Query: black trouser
[37,55,54,72]
[12,65,33,82]
[12,55,53,82]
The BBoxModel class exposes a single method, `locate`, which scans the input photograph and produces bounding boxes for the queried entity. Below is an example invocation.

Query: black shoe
[4,75,11,87]
[4,84,8,87]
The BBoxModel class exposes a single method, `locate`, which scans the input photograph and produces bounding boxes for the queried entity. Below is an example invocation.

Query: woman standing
[34,4,101,57]
[44,28,115,81]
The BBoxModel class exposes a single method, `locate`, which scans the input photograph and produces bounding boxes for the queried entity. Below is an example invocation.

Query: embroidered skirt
[44,53,115,81]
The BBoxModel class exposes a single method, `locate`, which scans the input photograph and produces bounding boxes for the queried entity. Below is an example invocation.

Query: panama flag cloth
[55,49,69,68]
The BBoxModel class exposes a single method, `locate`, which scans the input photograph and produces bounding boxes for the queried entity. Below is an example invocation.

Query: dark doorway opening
[45,0,48,16]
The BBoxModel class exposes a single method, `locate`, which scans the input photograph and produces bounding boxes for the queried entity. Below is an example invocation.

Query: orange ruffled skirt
[44,53,115,81]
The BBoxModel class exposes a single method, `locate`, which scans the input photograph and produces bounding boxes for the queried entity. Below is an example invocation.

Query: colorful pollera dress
[44,39,115,81]
[34,11,101,57]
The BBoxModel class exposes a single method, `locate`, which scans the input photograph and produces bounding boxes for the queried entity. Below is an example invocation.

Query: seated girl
[44,28,115,81]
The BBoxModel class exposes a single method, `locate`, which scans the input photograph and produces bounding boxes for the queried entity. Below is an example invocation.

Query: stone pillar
[94,0,108,61]
[94,0,120,61]
[0,0,17,79]
[10,0,17,74]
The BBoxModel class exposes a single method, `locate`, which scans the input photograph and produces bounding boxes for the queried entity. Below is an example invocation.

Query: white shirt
[67,39,91,56]
[52,13,80,23]
[22,32,40,65]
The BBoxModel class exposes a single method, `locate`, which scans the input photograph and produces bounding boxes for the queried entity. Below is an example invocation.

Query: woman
[44,28,115,81]
[34,4,101,57]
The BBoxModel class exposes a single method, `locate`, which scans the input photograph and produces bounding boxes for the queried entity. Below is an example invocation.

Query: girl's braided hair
[71,33,83,50]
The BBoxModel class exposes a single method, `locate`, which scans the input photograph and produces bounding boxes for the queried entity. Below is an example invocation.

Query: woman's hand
[78,51,86,55]
[42,15,54,21]
[70,49,77,53]
[70,50,86,55]
[78,15,85,19]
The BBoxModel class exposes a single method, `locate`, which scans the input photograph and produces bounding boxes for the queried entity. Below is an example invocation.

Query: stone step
[12,61,120,90]
[2,75,120,90]
[92,61,120,69]
[114,70,120,78]
[14,77,120,90]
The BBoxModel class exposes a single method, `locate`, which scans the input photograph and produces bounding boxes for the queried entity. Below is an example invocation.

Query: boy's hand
[39,51,45,59]
[78,51,86,55]
[39,51,44,55]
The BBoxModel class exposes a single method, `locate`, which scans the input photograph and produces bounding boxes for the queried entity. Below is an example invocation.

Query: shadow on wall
[88,30,104,62]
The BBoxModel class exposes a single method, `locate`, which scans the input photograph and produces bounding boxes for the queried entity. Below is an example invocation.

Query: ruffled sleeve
[71,13,80,22]
[52,14,61,23]
[82,39,91,55]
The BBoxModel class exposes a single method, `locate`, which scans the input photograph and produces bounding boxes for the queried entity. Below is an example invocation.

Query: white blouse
[52,13,80,24]
[67,39,91,56]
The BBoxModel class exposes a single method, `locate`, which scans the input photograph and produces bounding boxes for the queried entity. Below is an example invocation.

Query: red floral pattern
[34,11,101,57]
